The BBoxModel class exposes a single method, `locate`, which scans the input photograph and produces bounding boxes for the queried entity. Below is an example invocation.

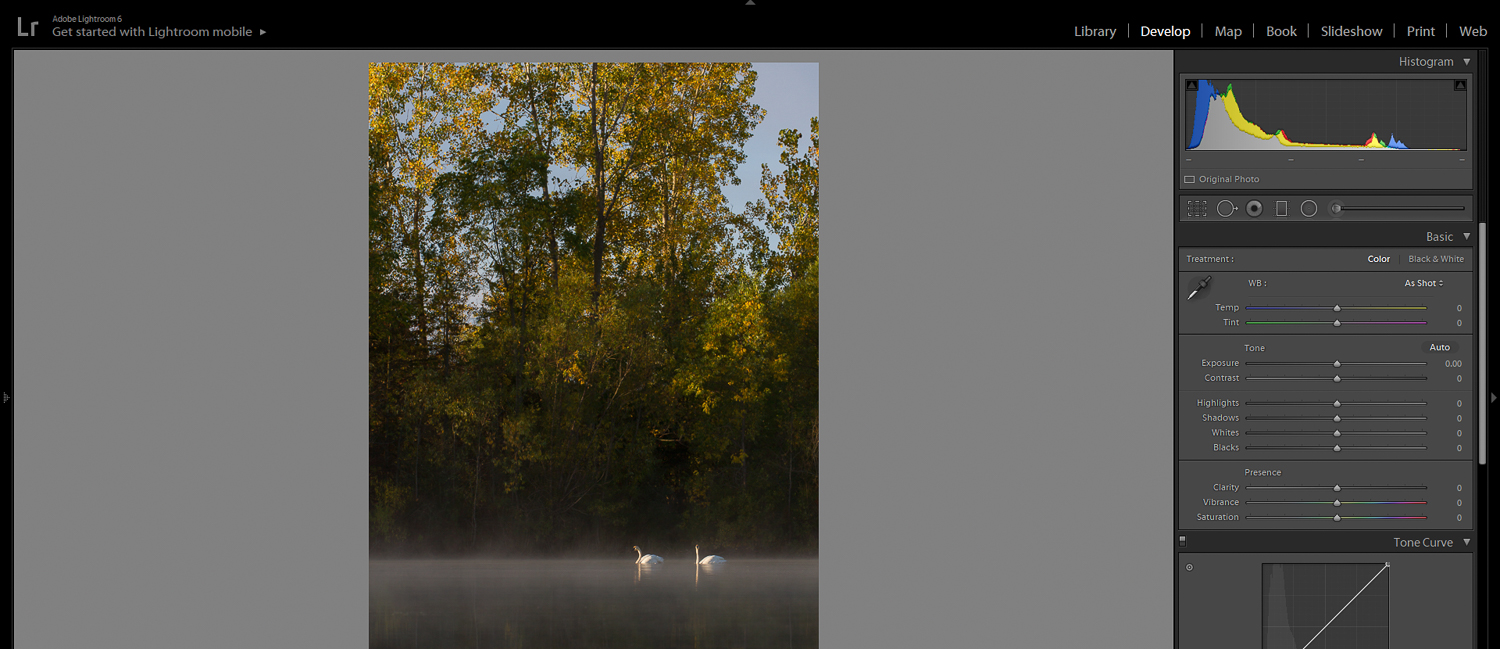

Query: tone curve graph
[1263,563,1390,649]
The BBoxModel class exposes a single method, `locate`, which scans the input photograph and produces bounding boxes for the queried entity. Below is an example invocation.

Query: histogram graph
[1186,79,1467,151]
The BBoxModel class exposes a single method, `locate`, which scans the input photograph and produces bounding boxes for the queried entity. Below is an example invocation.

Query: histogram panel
[1186,79,1467,151]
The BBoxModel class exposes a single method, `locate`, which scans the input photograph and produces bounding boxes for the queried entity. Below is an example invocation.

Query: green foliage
[747,117,819,290]
[370,63,817,556]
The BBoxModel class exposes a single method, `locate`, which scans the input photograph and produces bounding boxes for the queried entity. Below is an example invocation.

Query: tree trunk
[513,245,530,415]
[543,182,559,290]
[412,197,428,356]
[473,441,481,548]
[590,63,606,313]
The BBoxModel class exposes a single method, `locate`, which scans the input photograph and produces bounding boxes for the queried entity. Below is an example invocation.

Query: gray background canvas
[14,49,1172,647]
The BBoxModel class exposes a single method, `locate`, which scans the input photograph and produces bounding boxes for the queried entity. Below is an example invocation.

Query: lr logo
[17,17,39,35]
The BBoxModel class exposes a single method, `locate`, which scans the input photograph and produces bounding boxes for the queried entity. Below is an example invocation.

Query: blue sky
[726,62,819,213]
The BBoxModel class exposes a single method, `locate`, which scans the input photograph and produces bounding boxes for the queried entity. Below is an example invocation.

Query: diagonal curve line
[1301,563,1389,649]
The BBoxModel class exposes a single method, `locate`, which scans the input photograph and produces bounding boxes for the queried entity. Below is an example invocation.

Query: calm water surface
[371,558,817,648]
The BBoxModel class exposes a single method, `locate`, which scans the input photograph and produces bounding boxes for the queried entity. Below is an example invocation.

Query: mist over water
[371,558,817,648]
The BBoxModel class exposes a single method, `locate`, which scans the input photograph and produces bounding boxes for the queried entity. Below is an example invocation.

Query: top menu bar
[6,10,1493,48]
[1077,23,1490,43]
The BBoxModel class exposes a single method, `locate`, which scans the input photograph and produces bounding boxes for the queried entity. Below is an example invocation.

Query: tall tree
[748,117,819,290]
[564,63,761,313]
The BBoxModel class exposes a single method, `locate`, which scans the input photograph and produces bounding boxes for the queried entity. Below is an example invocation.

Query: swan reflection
[695,560,722,587]
[635,562,660,584]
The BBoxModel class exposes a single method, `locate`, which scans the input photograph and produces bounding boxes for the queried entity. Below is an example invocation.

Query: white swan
[696,544,726,564]
[634,545,664,565]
